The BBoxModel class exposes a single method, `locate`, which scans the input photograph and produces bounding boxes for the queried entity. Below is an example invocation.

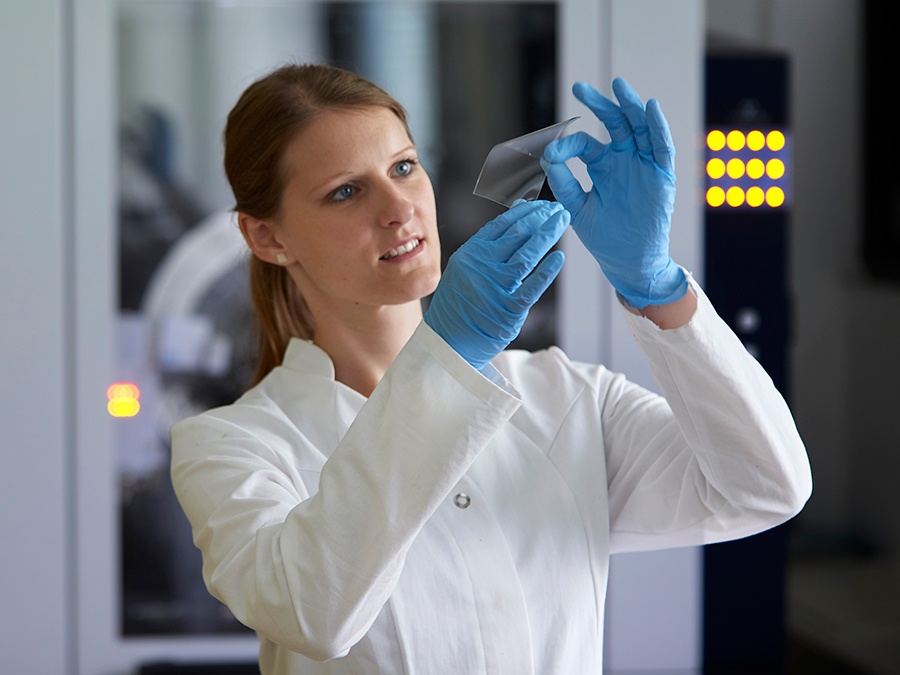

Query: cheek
[414,185,438,233]
[289,216,361,268]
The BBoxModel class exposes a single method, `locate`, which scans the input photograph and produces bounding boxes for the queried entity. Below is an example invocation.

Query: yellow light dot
[707,130,726,151]
[767,130,785,151]
[706,158,726,179]
[726,186,745,207]
[747,130,766,151]
[726,158,745,179]
[746,186,765,207]
[108,398,140,418]
[727,130,746,151]
[766,158,785,179]
[766,186,785,207]
[707,186,726,207]
[746,158,766,180]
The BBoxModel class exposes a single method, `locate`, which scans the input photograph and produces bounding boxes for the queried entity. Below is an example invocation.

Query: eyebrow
[309,170,354,195]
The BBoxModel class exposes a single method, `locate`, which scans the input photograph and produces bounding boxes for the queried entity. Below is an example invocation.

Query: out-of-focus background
[2,0,897,673]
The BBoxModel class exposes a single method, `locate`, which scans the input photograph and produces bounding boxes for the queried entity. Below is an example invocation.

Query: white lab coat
[170,276,811,674]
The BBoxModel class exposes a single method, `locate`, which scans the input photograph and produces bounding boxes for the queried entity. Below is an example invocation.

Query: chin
[405,264,441,300]
[405,280,439,304]
[420,270,442,298]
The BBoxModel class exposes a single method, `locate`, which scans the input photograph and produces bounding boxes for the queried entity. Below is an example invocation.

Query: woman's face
[273,106,441,316]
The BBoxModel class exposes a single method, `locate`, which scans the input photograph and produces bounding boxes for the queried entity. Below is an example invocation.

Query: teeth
[383,239,420,259]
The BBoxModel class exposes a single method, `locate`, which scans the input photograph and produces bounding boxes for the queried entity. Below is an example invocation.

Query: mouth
[380,237,422,260]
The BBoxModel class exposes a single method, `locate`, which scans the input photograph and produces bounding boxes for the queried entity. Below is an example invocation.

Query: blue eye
[394,159,416,177]
[330,185,356,202]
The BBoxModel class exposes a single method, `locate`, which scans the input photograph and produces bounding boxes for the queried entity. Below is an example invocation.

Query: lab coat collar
[281,337,336,380]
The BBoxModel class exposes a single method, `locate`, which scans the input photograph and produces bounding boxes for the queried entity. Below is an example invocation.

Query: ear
[238,212,294,265]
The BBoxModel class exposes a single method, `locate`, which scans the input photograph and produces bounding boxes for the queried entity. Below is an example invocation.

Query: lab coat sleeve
[170,322,521,660]
[602,273,812,553]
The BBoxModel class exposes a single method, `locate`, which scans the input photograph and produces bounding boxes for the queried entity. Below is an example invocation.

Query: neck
[311,300,423,397]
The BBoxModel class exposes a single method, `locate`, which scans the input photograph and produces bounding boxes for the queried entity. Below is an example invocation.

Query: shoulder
[170,364,338,467]
[170,378,291,450]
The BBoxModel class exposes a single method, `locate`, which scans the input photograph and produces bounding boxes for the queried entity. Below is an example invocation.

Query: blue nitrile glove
[541,78,687,308]
[424,200,569,372]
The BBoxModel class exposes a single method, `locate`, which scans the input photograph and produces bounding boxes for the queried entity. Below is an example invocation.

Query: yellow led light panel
[705,126,790,209]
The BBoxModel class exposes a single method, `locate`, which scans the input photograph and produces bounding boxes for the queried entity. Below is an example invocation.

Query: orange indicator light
[707,158,726,179]
[726,130,746,151]
[707,130,726,151]
[108,382,140,417]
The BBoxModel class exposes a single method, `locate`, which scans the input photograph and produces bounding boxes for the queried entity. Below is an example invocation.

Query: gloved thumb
[541,153,587,215]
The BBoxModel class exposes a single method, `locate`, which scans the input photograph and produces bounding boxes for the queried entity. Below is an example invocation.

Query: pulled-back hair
[223,63,411,386]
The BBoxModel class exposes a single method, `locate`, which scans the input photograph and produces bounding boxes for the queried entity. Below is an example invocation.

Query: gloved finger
[542,132,605,213]
[505,208,570,281]
[543,131,607,165]
[540,156,588,216]
[572,81,633,146]
[474,199,550,242]
[611,77,652,158]
[494,201,565,261]
[514,249,565,308]
[646,98,675,175]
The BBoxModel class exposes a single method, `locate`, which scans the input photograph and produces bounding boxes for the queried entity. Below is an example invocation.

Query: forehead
[285,107,412,178]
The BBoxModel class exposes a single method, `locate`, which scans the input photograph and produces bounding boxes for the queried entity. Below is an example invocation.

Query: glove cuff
[616,259,688,309]
[424,306,491,372]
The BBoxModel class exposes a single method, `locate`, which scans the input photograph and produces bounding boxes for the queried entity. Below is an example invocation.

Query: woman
[171,63,811,674]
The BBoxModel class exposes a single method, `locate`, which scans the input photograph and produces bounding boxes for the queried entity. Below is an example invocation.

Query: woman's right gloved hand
[541,78,687,309]
[424,200,568,372]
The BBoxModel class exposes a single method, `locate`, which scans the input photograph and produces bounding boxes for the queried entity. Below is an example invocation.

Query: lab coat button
[454,493,471,509]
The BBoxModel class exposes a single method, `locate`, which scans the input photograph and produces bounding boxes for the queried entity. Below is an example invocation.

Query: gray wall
[0,1,70,673]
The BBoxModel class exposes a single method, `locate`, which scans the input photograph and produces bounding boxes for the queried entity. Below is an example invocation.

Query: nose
[377,180,415,228]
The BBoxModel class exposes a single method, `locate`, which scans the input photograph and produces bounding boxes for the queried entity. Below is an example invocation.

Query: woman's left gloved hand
[541,77,687,309]
[424,200,568,372]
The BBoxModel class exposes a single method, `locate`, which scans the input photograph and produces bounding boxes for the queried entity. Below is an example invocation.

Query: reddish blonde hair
[223,63,411,386]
